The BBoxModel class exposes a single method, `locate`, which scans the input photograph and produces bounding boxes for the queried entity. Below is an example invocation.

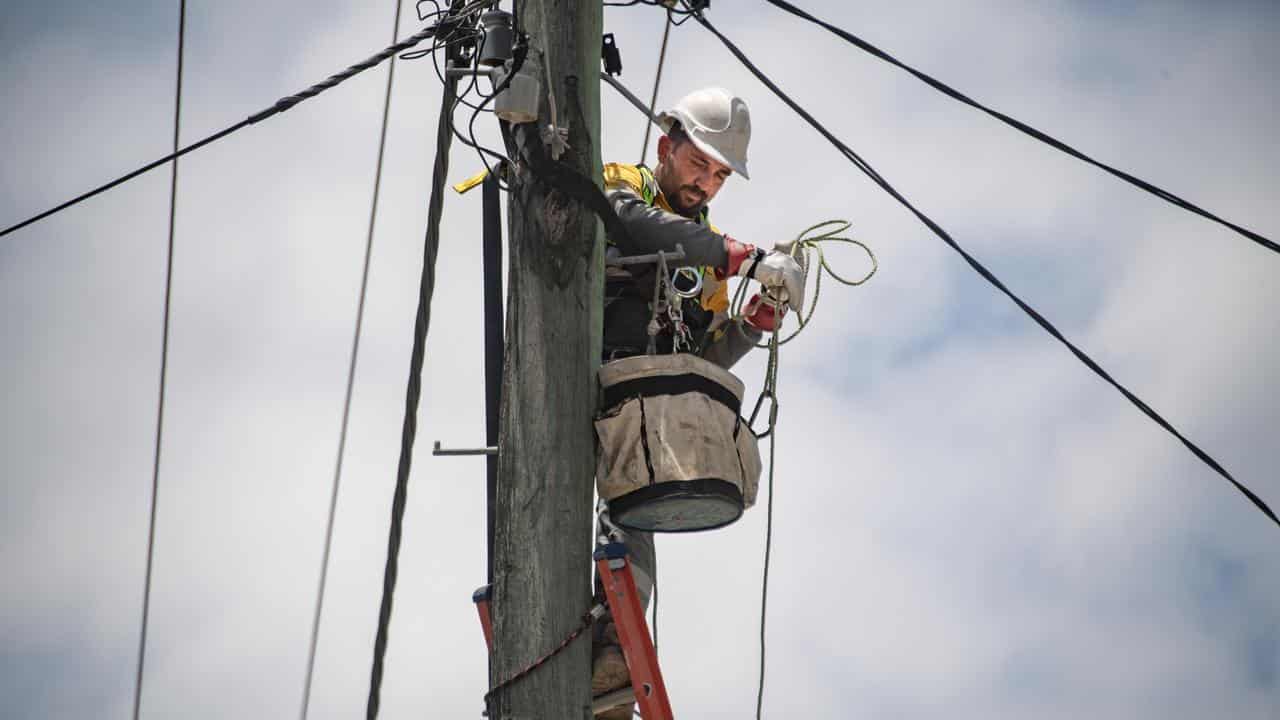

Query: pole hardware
[670,266,702,299]
[605,243,686,267]
[444,62,538,125]
[478,10,514,67]
[445,64,498,79]
[602,33,623,77]
[432,441,498,457]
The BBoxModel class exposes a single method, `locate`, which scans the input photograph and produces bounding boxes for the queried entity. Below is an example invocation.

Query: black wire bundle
[299,2,409,719]
[401,0,524,190]
[0,3,501,240]
[364,7,466,717]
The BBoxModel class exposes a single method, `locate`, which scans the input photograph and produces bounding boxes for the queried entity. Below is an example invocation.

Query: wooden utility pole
[489,1,604,718]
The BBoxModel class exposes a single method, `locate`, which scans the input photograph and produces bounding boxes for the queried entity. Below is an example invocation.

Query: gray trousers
[594,516,656,617]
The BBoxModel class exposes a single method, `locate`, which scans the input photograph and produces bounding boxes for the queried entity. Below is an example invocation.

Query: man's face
[655,134,733,217]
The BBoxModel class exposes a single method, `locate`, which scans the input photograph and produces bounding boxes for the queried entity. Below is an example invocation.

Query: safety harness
[602,163,729,359]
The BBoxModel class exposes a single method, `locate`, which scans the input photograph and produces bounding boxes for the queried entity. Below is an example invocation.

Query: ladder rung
[592,687,636,715]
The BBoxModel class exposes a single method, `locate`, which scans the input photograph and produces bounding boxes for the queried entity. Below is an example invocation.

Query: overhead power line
[0,12,475,241]
[365,2,472,714]
[638,9,674,163]
[132,3,186,720]
[758,0,1278,257]
[300,3,407,718]
[692,12,1279,530]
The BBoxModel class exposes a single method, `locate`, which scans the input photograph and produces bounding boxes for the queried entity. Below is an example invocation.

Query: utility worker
[591,87,804,716]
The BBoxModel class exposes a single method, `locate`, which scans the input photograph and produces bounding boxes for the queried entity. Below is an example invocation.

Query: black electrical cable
[407,1,495,115]
[449,37,529,191]
[432,31,496,113]
[461,87,511,187]
[481,173,503,584]
[0,16,466,240]
[670,1,700,27]
[300,4,405,720]
[448,26,507,167]
[606,0,696,14]
[365,17,462,720]
[638,9,673,163]
[132,5,185,720]
[759,0,1278,257]
[693,12,1279,529]
[1,120,247,241]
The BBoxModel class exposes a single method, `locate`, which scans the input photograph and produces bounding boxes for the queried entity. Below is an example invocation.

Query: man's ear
[656,134,672,164]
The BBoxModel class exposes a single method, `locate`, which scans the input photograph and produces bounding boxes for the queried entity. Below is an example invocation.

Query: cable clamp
[540,123,571,161]
[536,49,572,160]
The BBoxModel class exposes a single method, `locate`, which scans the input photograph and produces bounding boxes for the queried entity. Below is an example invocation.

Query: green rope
[746,221,872,714]
[730,219,878,349]
[755,320,780,719]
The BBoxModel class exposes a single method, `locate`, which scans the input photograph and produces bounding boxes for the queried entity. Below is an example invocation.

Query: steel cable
[0,10,487,240]
[132,4,185,719]
[365,8,466,717]
[300,3,406,719]
[693,11,1279,529]
[759,0,1278,257]
[638,9,673,163]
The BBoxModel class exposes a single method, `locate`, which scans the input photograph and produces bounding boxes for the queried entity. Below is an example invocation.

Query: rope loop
[730,218,877,348]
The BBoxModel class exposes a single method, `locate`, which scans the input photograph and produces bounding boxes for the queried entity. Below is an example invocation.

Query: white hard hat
[657,87,752,180]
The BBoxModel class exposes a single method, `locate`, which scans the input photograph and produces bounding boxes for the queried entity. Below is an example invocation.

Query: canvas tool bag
[594,353,762,532]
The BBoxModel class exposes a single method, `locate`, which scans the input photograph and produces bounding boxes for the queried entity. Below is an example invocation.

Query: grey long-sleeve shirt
[603,175,761,370]
[605,184,729,269]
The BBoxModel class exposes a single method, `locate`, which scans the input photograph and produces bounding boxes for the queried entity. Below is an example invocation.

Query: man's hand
[743,293,785,332]
[719,237,805,312]
[746,251,805,313]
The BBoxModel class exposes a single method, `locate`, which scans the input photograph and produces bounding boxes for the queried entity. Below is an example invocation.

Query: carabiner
[748,389,778,439]
[670,266,703,299]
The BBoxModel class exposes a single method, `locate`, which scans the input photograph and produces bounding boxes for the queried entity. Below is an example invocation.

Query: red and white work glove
[719,236,805,330]
[742,293,783,331]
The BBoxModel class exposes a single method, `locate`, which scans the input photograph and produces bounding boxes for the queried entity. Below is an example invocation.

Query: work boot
[596,705,633,720]
[592,684,636,719]
[591,644,630,696]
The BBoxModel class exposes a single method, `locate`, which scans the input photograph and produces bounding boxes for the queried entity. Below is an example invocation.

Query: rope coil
[730,219,877,349]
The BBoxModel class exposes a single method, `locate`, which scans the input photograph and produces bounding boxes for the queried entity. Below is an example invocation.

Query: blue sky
[2,1,1278,718]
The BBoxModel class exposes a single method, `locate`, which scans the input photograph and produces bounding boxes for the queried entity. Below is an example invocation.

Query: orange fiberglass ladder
[473,540,674,719]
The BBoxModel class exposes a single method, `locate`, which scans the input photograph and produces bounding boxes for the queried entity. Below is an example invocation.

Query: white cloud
[3,1,1278,719]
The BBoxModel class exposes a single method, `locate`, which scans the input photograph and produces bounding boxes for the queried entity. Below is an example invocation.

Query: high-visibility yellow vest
[602,162,730,314]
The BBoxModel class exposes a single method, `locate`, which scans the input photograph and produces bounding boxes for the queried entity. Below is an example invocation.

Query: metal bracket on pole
[606,244,686,267]
[432,441,498,457]
[445,64,499,80]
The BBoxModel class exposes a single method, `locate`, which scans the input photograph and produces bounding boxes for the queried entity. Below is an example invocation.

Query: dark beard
[666,185,706,218]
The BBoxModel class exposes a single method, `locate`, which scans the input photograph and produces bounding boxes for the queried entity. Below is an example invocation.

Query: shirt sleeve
[606,184,730,269]
[699,316,763,370]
